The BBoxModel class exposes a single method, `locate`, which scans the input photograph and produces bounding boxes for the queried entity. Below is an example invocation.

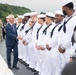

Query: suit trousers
[6,43,18,67]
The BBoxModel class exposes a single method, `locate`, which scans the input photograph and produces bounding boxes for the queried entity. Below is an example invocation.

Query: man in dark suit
[5,14,22,69]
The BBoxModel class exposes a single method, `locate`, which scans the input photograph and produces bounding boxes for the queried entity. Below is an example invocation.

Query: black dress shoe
[8,66,12,69]
[18,59,23,63]
[34,71,39,74]
[22,61,26,65]
[27,67,36,72]
[23,62,29,66]
[34,74,39,75]
[34,71,39,75]
[27,66,32,70]
[31,68,37,72]
[13,66,19,69]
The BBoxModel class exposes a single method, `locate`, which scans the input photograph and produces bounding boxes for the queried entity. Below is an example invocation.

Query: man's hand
[22,40,28,45]
[17,36,23,40]
[58,46,65,53]
[46,44,51,51]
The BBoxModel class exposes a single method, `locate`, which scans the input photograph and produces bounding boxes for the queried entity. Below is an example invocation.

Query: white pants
[28,44,36,68]
[40,49,54,75]
[18,40,25,59]
[34,47,42,71]
[50,48,62,75]
[22,45,28,61]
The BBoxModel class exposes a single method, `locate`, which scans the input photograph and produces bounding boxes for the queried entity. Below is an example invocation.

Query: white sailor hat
[18,15,24,19]
[38,14,46,18]
[62,0,73,7]
[24,13,30,17]
[30,12,38,16]
[46,12,55,18]
[55,10,64,16]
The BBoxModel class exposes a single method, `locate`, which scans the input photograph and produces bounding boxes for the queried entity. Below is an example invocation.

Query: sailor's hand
[22,40,28,45]
[40,46,45,50]
[58,46,65,53]
[46,44,51,51]
[35,44,40,50]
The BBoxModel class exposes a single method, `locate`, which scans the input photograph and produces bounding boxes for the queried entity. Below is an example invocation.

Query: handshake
[17,36,23,40]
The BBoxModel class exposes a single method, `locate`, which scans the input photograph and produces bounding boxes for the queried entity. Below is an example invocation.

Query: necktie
[12,25,15,32]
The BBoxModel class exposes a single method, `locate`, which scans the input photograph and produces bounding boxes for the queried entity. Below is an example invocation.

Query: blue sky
[0,0,76,12]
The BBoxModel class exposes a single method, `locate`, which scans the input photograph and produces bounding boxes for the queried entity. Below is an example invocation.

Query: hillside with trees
[0,3,31,22]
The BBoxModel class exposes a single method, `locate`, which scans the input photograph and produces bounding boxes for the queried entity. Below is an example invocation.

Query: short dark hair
[64,2,74,9]
[27,16,30,18]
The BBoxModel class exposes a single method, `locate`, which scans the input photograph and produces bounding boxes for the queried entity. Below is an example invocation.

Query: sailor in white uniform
[17,15,24,60]
[23,12,40,72]
[58,0,76,70]
[22,18,34,67]
[29,12,41,71]
[45,10,64,75]
[21,13,31,63]
[35,14,46,74]
[39,12,56,75]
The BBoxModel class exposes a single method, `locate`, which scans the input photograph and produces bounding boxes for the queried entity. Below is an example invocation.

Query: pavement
[0,40,35,75]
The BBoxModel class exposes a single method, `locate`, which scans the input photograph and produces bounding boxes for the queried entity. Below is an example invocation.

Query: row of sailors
[15,11,63,75]
[15,10,76,75]
[6,0,76,75]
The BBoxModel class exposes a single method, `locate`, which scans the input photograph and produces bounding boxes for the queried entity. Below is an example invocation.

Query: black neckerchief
[25,21,36,35]
[20,24,25,31]
[43,24,52,35]
[36,25,43,40]
[58,16,73,33]
[51,22,61,38]
[16,24,20,30]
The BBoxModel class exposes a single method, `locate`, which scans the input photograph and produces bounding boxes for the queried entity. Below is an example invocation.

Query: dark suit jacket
[5,23,18,47]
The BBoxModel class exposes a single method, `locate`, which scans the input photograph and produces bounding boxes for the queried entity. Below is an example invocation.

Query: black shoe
[13,66,19,69]
[34,72,39,75]
[18,59,23,63]
[34,71,39,74]
[23,62,29,66]
[34,74,40,75]
[34,73,40,75]
[31,68,37,72]
[27,66,36,72]
[22,61,26,65]
[8,66,12,69]
[27,66,32,70]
